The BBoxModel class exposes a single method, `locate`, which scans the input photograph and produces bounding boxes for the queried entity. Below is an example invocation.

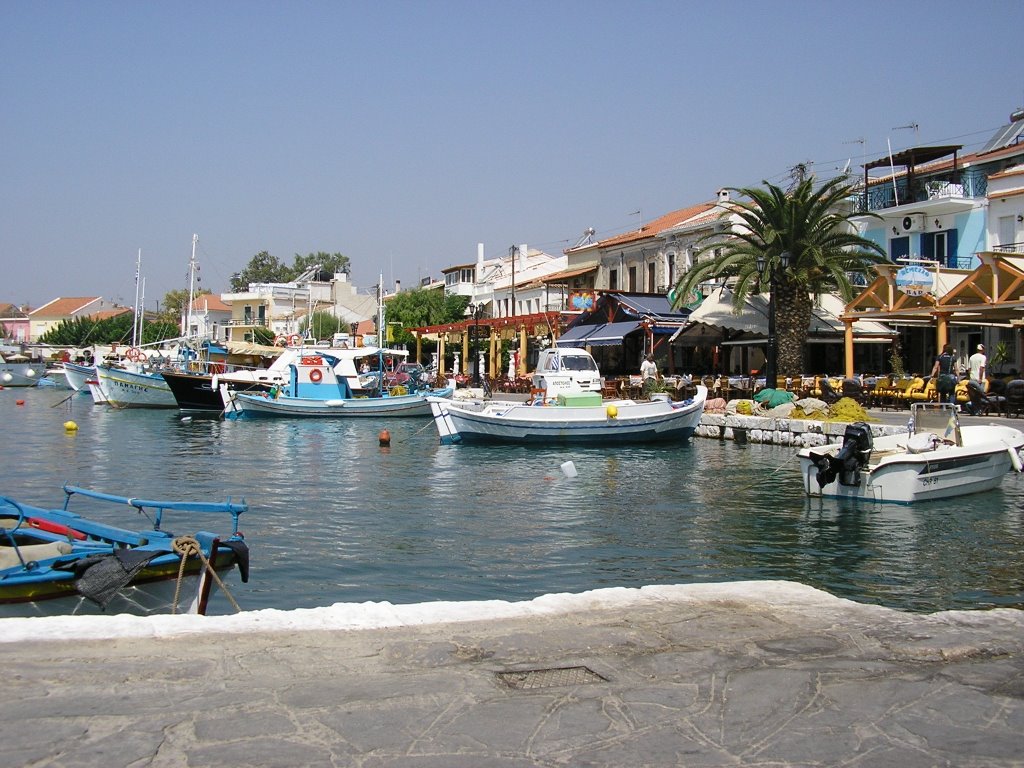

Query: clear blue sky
[3,0,1023,309]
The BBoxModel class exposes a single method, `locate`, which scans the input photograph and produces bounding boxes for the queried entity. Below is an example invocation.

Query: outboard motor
[810,421,874,488]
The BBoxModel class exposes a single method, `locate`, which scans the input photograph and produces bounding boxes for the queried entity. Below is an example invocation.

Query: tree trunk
[774,278,812,380]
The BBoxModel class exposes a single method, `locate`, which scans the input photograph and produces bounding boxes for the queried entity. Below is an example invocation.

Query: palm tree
[673,176,885,383]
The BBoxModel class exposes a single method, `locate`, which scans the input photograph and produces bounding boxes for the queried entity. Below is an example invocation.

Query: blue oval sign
[895,265,932,297]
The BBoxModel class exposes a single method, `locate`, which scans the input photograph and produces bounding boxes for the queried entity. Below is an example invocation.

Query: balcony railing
[856,170,988,213]
[993,242,1024,254]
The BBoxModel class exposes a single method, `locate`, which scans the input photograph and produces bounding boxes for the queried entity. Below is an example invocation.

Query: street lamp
[756,250,791,390]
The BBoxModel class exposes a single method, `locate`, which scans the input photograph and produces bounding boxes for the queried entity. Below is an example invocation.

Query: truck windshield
[560,357,598,371]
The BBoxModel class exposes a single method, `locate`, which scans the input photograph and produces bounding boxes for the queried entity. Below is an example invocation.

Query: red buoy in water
[378,429,391,446]
[16,399,25,406]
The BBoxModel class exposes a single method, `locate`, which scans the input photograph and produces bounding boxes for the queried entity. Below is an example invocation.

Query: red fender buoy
[378,429,391,446]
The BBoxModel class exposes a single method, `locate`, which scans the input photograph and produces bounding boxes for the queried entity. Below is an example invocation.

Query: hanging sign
[894,265,932,297]
[568,291,595,311]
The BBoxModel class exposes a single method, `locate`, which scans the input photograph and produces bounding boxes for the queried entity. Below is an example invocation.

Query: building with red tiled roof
[27,297,125,342]
[562,192,737,296]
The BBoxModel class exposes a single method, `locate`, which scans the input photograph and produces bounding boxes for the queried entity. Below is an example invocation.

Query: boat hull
[228,387,453,418]
[0,550,242,617]
[95,365,177,408]
[1,488,249,616]
[161,370,273,413]
[62,362,94,392]
[798,424,1024,503]
[0,361,43,387]
[429,386,707,445]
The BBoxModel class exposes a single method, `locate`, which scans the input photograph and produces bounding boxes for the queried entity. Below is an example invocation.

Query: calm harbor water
[4,386,1024,615]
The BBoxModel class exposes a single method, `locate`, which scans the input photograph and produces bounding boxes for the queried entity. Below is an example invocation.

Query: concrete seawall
[696,412,906,447]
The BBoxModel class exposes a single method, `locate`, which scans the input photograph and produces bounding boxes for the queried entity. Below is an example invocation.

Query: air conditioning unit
[900,213,925,233]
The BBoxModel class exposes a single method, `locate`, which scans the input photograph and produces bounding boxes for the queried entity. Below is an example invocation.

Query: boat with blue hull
[427,386,708,445]
[226,348,453,419]
[1,485,249,616]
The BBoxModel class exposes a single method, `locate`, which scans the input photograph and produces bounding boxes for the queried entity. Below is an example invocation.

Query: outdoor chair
[986,378,1008,416]
[818,377,841,404]
[911,377,938,403]
[1004,379,1024,418]
[841,377,867,404]
[965,380,992,416]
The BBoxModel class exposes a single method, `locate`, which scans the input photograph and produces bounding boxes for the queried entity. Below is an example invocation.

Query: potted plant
[989,341,1010,377]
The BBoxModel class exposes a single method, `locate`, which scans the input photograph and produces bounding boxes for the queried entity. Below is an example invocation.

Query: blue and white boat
[226,348,453,418]
[1,485,249,617]
[428,386,708,445]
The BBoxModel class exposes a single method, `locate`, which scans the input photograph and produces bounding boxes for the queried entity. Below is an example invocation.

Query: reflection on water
[4,388,1023,614]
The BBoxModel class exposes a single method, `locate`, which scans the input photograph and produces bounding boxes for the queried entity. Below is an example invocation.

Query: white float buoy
[560,460,578,478]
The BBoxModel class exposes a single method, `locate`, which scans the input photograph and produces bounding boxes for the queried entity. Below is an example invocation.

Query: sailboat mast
[185,234,198,339]
[132,248,142,348]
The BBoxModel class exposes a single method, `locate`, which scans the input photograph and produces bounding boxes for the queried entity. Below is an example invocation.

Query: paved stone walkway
[4,583,1023,767]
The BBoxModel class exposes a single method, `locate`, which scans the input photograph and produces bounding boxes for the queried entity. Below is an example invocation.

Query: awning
[554,324,599,347]
[582,320,643,346]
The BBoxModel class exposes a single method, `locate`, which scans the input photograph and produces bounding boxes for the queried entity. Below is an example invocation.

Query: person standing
[968,343,987,384]
[930,343,959,404]
[640,354,658,381]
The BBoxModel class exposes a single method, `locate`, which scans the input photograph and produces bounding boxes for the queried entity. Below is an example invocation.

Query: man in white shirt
[968,344,987,384]
[640,354,658,381]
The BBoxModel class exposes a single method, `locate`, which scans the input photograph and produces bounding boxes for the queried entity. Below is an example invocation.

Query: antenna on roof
[892,122,920,145]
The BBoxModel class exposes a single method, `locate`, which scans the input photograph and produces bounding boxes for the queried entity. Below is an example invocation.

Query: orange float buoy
[378,429,391,446]
[16,399,25,406]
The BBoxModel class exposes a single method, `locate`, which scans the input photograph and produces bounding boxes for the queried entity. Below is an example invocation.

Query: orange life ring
[125,347,144,362]
[287,334,302,346]
[309,368,323,383]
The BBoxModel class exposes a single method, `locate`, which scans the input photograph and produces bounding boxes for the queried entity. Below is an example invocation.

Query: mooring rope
[171,536,241,614]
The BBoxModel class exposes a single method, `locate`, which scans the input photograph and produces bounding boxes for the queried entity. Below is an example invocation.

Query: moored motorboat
[61,361,95,392]
[428,386,708,445]
[0,485,249,616]
[798,403,1024,503]
[94,363,177,408]
[162,369,278,414]
[0,351,44,388]
[226,349,453,418]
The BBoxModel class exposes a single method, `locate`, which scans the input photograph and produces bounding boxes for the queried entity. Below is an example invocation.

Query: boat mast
[132,248,142,348]
[185,234,198,340]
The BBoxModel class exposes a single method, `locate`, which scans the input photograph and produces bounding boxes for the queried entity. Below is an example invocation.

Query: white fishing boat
[798,403,1024,503]
[226,348,453,419]
[0,351,44,388]
[61,361,94,392]
[428,386,708,445]
[94,363,177,409]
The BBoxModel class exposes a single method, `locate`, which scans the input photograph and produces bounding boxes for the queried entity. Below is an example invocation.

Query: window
[609,269,618,290]
[628,266,637,291]
[647,263,656,292]
[889,236,909,262]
